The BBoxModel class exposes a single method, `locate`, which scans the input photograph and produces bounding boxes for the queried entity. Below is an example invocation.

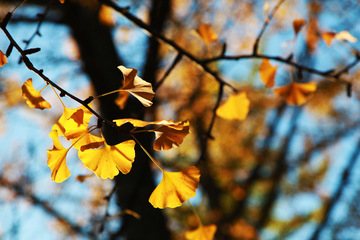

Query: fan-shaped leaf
[78,140,136,179]
[259,59,277,88]
[274,81,317,105]
[149,166,200,208]
[21,78,51,110]
[47,130,71,183]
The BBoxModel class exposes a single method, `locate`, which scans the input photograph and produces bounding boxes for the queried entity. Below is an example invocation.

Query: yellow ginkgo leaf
[149,166,200,208]
[216,92,250,121]
[0,50,8,67]
[59,0,65,3]
[153,121,190,151]
[274,81,317,105]
[293,19,306,36]
[114,119,190,151]
[21,78,51,110]
[47,130,71,183]
[259,59,277,88]
[52,104,93,140]
[185,224,217,240]
[117,65,155,107]
[196,24,218,45]
[72,132,104,152]
[78,140,136,179]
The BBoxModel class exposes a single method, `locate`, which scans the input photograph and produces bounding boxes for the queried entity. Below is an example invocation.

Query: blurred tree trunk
[62,1,171,239]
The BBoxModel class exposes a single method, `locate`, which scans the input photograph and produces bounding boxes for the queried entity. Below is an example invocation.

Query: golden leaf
[114,119,190,150]
[293,19,306,36]
[117,65,155,107]
[115,91,130,109]
[0,50,8,67]
[216,92,250,121]
[21,78,51,110]
[322,30,357,47]
[78,140,136,179]
[274,81,317,105]
[52,104,93,140]
[59,0,65,3]
[196,24,218,45]
[185,224,217,240]
[149,166,200,208]
[47,130,71,183]
[72,133,105,152]
[259,59,277,88]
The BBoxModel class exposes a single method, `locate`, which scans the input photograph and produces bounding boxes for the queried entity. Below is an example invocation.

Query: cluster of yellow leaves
[17,65,199,209]
[257,18,317,106]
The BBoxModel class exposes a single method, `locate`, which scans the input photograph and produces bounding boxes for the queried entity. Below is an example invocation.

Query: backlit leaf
[114,119,190,150]
[52,104,93,140]
[115,91,130,109]
[0,50,8,67]
[322,30,357,46]
[72,133,105,152]
[47,130,71,183]
[78,140,136,179]
[117,65,155,107]
[259,59,277,88]
[59,0,65,3]
[196,24,218,45]
[293,19,306,36]
[21,78,51,110]
[274,81,317,105]
[149,166,200,208]
[185,224,217,240]
[216,92,250,121]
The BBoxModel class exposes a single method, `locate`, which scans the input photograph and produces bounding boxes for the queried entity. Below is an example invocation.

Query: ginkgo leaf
[114,119,190,150]
[216,92,250,121]
[149,166,200,208]
[72,132,105,152]
[274,81,317,105]
[196,24,218,45]
[21,78,51,110]
[47,130,71,183]
[59,0,65,3]
[322,30,357,46]
[185,224,217,240]
[153,121,190,150]
[0,50,8,67]
[78,140,136,179]
[259,59,277,88]
[118,65,155,107]
[293,19,306,36]
[52,104,93,140]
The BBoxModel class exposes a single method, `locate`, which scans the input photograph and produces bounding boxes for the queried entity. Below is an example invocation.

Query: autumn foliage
[1,0,360,240]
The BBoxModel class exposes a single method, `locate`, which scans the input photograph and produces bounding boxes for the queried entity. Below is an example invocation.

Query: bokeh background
[1,0,360,239]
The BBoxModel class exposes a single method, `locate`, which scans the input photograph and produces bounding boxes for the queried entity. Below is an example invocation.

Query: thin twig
[154,52,182,91]
[98,0,237,92]
[253,0,286,55]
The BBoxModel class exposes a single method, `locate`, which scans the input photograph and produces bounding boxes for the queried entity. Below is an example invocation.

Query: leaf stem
[187,201,203,227]
[95,89,124,99]
[131,134,163,171]
[49,84,65,108]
